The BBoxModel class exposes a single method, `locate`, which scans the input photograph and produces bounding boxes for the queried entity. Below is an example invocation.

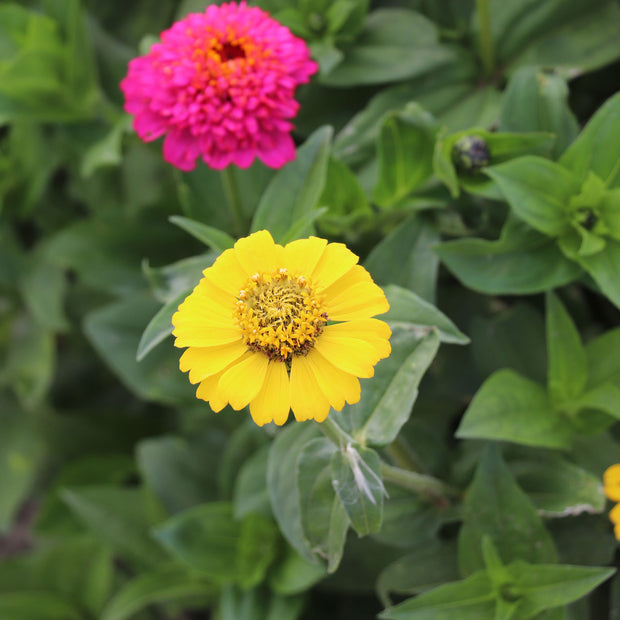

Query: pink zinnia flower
[120,1,318,171]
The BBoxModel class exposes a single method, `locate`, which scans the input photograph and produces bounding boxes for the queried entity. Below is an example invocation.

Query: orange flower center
[234,268,327,362]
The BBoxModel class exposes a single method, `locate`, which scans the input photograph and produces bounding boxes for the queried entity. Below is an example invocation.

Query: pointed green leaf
[558,237,620,309]
[337,329,440,447]
[560,92,620,188]
[545,292,587,406]
[331,445,384,536]
[485,157,577,236]
[372,104,438,208]
[507,561,615,618]
[100,565,215,620]
[436,217,582,295]
[586,327,620,389]
[458,447,557,576]
[296,437,349,572]
[383,285,469,344]
[379,570,496,620]
[61,486,166,568]
[269,545,327,595]
[0,592,87,620]
[267,423,322,562]
[365,214,440,303]
[499,68,578,159]
[251,126,332,241]
[169,216,235,252]
[456,370,573,449]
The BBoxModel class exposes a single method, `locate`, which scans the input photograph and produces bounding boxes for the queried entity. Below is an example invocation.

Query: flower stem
[476,0,495,80]
[380,462,461,508]
[385,436,426,473]
[316,417,355,447]
[221,166,246,236]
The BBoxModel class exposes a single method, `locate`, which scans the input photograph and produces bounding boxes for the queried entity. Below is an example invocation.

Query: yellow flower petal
[205,246,249,296]
[218,352,270,410]
[290,355,331,422]
[314,332,378,378]
[234,230,283,275]
[324,281,390,321]
[322,319,391,359]
[196,370,228,412]
[249,361,290,426]
[604,464,620,502]
[305,349,361,411]
[283,236,328,276]
[615,523,620,542]
[321,265,371,301]
[312,242,359,291]
[180,340,246,384]
[610,502,620,525]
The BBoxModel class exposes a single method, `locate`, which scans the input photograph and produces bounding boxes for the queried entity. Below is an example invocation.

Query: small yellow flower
[172,230,391,426]
[603,464,620,502]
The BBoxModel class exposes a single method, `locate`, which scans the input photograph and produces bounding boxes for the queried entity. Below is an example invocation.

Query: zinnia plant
[120,1,317,171]
[172,230,391,426]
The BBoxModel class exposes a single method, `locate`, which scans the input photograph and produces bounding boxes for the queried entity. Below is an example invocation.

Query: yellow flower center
[234,268,328,362]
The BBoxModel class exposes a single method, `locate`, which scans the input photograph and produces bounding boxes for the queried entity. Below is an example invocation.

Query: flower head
[120,2,317,171]
[604,464,620,541]
[172,230,391,426]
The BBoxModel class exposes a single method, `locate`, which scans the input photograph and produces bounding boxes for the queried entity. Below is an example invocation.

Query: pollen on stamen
[234,269,328,362]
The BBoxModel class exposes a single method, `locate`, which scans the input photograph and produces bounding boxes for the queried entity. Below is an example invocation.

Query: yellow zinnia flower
[604,464,620,502]
[172,230,391,426]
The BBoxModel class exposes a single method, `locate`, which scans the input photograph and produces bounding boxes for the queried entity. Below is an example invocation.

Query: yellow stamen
[234,270,328,362]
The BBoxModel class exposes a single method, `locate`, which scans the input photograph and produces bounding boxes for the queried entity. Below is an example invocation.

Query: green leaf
[61,486,166,568]
[137,432,223,515]
[169,216,235,252]
[545,292,587,406]
[470,303,547,384]
[379,570,496,620]
[0,592,87,620]
[365,214,440,303]
[0,396,42,529]
[269,545,327,595]
[458,446,557,576]
[251,126,332,242]
[136,290,187,362]
[315,156,372,237]
[510,452,606,517]
[436,217,582,295]
[234,444,271,518]
[321,9,460,86]
[154,501,278,587]
[331,445,384,536]
[372,104,438,208]
[573,382,620,423]
[83,294,194,405]
[100,565,215,620]
[485,157,577,236]
[558,237,620,308]
[383,285,469,345]
[338,329,440,447]
[586,327,620,389]
[456,369,573,449]
[267,423,322,562]
[499,67,578,159]
[560,91,620,188]
[218,584,305,620]
[377,538,460,607]
[507,561,615,617]
[296,437,349,572]
[504,1,620,77]
[142,253,216,304]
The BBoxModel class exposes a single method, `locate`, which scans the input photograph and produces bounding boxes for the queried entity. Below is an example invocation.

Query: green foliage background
[1,0,620,618]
